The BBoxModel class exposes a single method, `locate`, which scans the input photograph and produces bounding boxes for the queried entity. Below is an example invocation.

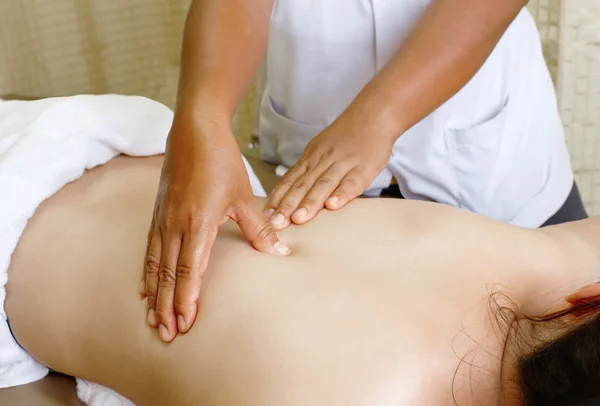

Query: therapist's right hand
[142,121,291,343]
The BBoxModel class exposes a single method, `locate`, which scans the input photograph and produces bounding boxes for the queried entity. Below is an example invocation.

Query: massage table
[0,156,277,405]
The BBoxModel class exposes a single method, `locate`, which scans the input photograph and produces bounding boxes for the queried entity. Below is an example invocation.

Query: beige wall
[0,0,259,145]
[556,1,600,214]
[1,0,598,212]
[0,0,183,103]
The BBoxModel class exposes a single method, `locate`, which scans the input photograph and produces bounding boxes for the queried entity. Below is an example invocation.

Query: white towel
[0,94,266,405]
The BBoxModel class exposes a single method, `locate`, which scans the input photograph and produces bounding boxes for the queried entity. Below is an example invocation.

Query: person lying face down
[4,155,600,405]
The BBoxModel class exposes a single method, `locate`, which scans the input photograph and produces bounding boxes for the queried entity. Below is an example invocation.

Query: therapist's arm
[175,0,273,123]
[266,0,529,230]
[351,0,528,137]
[144,0,289,345]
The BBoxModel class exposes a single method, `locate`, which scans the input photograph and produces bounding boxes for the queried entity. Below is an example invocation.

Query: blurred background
[0,0,598,212]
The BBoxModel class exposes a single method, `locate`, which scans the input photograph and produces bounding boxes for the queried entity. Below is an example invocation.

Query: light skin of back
[147,0,530,342]
[7,156,600,405]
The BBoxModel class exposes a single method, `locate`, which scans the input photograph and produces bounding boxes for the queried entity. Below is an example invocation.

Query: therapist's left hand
[265,114,395,230]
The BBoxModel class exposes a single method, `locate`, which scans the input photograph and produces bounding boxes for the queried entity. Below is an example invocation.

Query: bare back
[5,156,569,405]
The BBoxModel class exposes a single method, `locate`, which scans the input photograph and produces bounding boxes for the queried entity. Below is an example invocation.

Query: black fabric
[379,181,587,228]
[541,182,588,227]
[380,184,404,199]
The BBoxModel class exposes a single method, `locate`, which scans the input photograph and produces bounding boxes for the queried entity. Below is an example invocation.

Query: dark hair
[514,296,600,406]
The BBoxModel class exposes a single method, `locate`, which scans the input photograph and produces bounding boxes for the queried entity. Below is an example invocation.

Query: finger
[325,168,366,211]
[173,226,218,334]
[271,169,327,229]
[146,218,156,255]
[265,164,307,214]
[565,284,600,305]
[291,164,347,225]
[144,228,162,327]
[270,162,330,230]
[237,200,291,256]
[140,218,156,298]
[155,233,182,343]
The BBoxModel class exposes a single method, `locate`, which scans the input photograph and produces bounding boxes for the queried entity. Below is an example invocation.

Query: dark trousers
[380,182,588,227]
[540,182,588,227]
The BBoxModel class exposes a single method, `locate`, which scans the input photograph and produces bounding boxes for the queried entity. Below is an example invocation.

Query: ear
[565,283,600,306]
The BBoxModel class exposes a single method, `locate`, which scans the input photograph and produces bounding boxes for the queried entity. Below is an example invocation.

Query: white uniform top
[258,0,573,228]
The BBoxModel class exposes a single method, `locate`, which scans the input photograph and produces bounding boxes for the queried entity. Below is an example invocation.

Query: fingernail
[159,324,170,342]
[139,280,145,295]
[327,196,339,207]
[147,309,156,327]
[178,315,188,333]
[271,213,285,228]
[265,208,275,219]
[294,208,307,219]
[274,241,291,256]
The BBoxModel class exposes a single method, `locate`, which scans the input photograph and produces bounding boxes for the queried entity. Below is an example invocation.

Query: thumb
[235,200,291,256]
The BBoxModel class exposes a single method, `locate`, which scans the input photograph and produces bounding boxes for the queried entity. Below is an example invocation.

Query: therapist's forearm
[344,0,528,139]
[173,0,274,128]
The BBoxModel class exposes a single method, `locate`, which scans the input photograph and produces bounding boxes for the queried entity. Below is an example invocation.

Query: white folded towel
[0,94,266,405]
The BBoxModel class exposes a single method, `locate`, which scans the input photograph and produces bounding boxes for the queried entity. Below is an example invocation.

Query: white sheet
[0,94,266,404]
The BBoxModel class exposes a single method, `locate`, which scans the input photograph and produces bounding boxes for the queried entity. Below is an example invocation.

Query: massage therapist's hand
[143,122,291,343]
[265,111,395,230]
